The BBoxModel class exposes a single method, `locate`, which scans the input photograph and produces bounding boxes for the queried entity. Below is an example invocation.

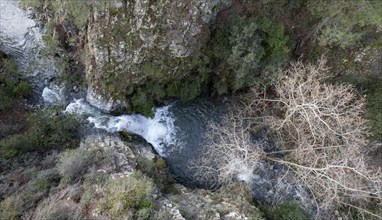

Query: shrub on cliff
[27,110,79,150]
[0,186,45,220]
[266,202,309,220]
[0,59,31,110]
[210,16,289,94]
[100,172,154,219]
[34,195,83,220]
[0,195,23,220]
[0,109,79,158]
[307,0,382,48]
[57,148,96,183]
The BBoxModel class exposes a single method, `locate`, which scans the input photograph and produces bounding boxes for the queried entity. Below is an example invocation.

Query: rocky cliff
[82,0,231,113]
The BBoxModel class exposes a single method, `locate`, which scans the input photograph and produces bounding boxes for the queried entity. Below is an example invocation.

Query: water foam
[65,99,177,156]
[42,85,66,105]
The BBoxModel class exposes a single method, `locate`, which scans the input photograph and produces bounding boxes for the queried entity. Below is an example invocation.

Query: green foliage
[0,186,44,220]
[0,90,12,111]
[21,0,115,30]
[11,81,30,97]
[0,59,31,110]
[34,196,83,220]
[2,59,18,75]
[83,169,110,186]
[32,169,61,194]
[255,17,289,64]
[367,83,382,142]
[137,157,156,175]
[0,109,79,158]
[57,148,95,183]
[155,158,167,170]
[266,202,309,220]
[209,15,289,94]
[0,196,23,220]
[26,110,80,149]
[334,74,382,142]
[212,16,264,92]
[136,156,176,194]
[19,0,42,9]
[49,0,90,29]
[131,89,155,116]
[0,134,38,158]
[100,172,154,219]
[80,170,111,209]
[41,34,58,56]
[308,0,382,48]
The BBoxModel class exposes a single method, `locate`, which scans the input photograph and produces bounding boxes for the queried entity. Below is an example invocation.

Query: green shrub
[255,17,289,64]
[27,110,80,150]
[137,157,156,175]
[308,0,382,48]
[83,169,110,186]
[335,74,382,141]
[0,109,80,158]
[155,158,167,170]
[41,34,58,56]
[57,148,95,183]
[0,186,44,220]
[0,196,23,220]
[0,90,13,110]
[19,0,42,10]
[2,59,18,75]
[32,169,61,194]
[35,196,83,220]
[131,89,155,116]
[212,16,265,92]
[12,81,31,97]
[366,81,382,142]
[0,134,38,158]
[0,58,31,110]
[209,15,289,94]
[101,172,154,218]
[266,202,309,220]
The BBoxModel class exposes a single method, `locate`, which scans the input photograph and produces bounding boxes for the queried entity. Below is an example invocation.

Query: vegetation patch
[208,15,289,94]
[0,109,79,158]
[265,201,309,220]
[0,56,31,111]
[100,172,154,219]
[57,148,96,183]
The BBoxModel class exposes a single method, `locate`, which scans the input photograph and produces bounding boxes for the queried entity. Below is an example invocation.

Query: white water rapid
[65,99,177,156]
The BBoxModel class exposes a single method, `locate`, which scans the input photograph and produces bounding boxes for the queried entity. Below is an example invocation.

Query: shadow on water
[164,97,228,187]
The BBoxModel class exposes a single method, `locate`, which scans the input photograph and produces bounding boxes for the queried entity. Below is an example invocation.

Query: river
[0,0,226,185]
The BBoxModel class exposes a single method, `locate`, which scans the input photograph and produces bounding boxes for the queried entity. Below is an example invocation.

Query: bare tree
[189,110,264,188]
[250,60,382,219]
[192,59,382,219]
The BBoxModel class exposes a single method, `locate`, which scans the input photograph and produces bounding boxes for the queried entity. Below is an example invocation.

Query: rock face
[80,133,137,174]
[84,0,232,113]
[156,183,264,220]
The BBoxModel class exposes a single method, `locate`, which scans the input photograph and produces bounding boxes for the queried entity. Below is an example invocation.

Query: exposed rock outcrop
[156,183,264,220]
[84,0,232,112]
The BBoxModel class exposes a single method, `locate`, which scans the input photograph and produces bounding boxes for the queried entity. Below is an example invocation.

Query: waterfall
[65,99,177,156]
